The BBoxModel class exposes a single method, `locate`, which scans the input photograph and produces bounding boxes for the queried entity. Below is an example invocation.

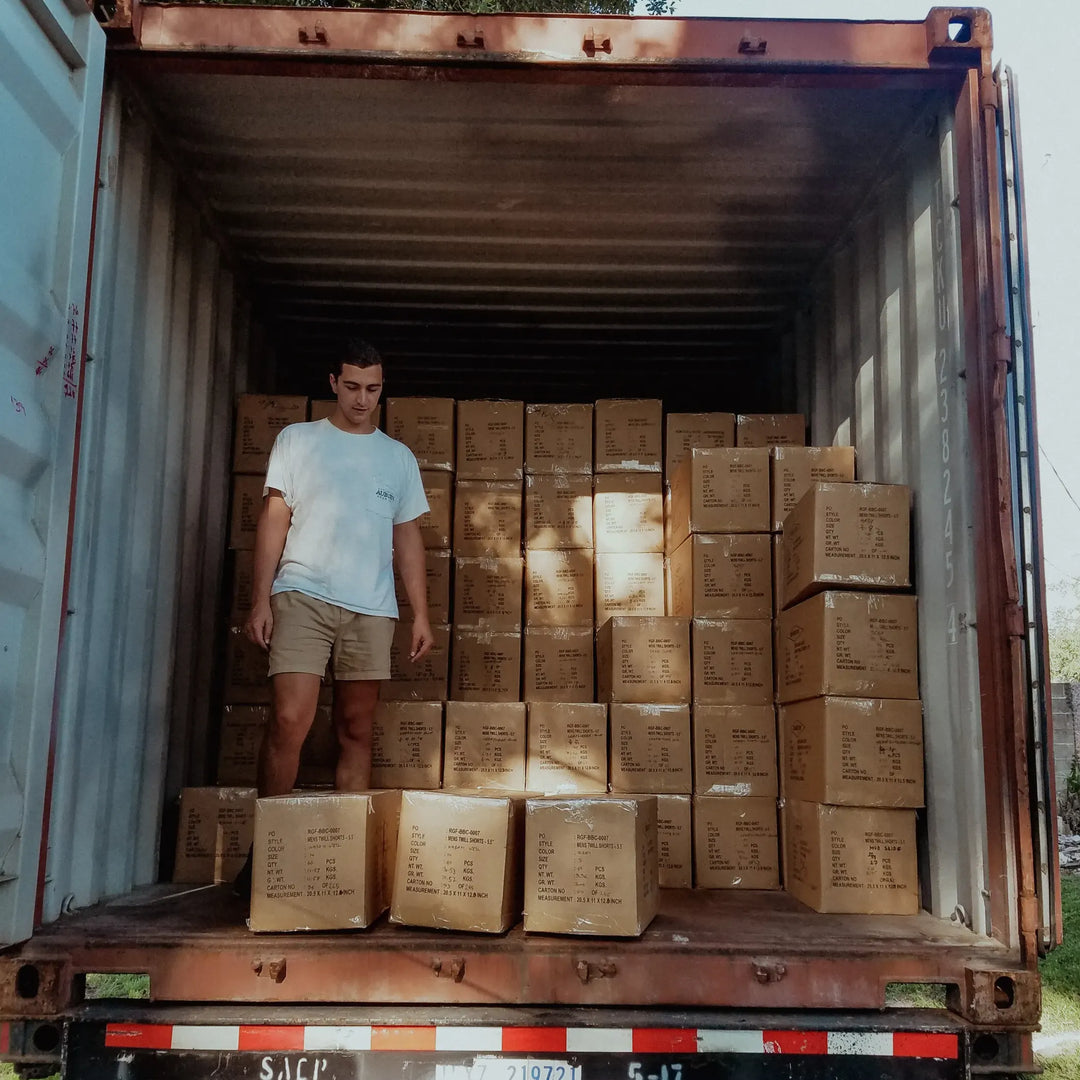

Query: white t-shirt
[263,419,429,617]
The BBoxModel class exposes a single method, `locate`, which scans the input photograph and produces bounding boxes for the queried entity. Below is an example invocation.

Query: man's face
[329,362,383,426]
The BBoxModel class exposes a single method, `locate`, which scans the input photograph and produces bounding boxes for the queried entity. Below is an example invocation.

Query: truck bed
[1,886,1015,1016]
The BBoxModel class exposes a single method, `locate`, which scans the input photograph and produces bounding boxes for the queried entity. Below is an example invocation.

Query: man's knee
[266,707,315,753]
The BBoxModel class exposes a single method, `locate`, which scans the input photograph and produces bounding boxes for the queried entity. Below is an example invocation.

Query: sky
[642,1,1080,617]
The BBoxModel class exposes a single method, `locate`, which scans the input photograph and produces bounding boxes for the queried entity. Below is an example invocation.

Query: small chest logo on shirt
[374,487,395,504]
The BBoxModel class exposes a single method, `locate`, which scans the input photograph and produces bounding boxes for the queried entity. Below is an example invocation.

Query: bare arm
[393,517,433,662]
[244,489,292,650]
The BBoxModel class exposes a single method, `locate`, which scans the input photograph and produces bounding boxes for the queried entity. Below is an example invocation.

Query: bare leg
[259,672,323,797]
[333,679,381,791]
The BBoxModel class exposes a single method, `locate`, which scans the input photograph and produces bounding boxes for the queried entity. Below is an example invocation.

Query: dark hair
[333,338,383,377]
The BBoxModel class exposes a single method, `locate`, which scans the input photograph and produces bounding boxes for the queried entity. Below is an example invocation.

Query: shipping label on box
[609,703,692,794]
[454,557,524,630]
[736,413,806,448]
[384,623,450,701]
[693,795,779,889]
[450,629,522,702]
[691,618,774,707]
[443,701,527,789]
[596,615,691,705]
[524,795,659,935]
[593,473,664,554]
[664,412,736,481]
[385,397,455,471]
[667,533,772,620]
[456,399,525,480]
[693,704,777,797]
[224,625,270,704]
[781,697,924,807]
[666,447,771,552]
[594,552,665,625]
[249,790,400,931]
[523,626,594,702]
[525,549,593,626]
[783,798,919,914]
[525,402,593,475]
[594,398,663,473]
[419,470,453,550]
[228,474,266,551]
[217,705,268,786]
[230,549,255,622]
[390,789,525,933]
[655,793,693,888]
[525,474,594,550]
[776,591,919,704]
[233,395,308,474]
[781,482,911,609]
[173,786,256,884]
[453,479,523,558]
[525,702,608,794]
[770,445,856,532]
[396,547,452,623]
[371,700,444,789]
[772,534,784,616]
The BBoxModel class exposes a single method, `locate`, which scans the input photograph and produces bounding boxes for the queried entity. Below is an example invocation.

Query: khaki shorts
[269,591,395,681]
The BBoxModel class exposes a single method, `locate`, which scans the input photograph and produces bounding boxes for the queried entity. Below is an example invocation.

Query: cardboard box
[385,397,455,471]
[609,704,692,794]
[456,399,525,480]
[666,448,771,552]
[770,445,857,532]
[390,789,525,933]
[781,482,911,608]
[371,700,444,790]
[229,549,255,622]
[525,402,593,475]
[217,705,267,785]
[593,473,664,554]
[450,629,522,702]
[224,625,270,704]
[691,618,774,707]
[525,474,594,550]
[442,701,527,790]
[525,549,593,626]
[776,591,919,704]
[233,394,308,474]
[228,474,265,550]
[692,705,777,797]
[780,697,924,807]
[395,547,452,624]
[664,412,736,481]
[522,626,594,702]
[525,702,608,794]
[666,533,772,620]
[596,615,691,705]
[783,798,919,914]
[594,398,663,474]
[453,479,523,558]
[249,790,400,931]
[523,795,659,935]
[453,557,524,630]
[383,622,450,701]
[173,786,256,883]
[736,413,806,448]
[655,793,693,888]
[772,534,784,616]
[419,470,453,551]
[594,552,665,624]
[693,795,779,889]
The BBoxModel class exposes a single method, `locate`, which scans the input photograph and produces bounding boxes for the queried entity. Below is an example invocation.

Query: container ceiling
[134,69,933,405]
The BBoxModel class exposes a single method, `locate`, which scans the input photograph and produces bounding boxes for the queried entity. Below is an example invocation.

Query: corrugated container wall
[40,81,252,924]
[790,99,992,938]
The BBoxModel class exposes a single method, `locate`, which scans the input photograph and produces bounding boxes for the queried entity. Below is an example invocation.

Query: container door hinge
[252,957,287,983]
[738,35,767,56]
[575,959,617,984]
[298,24,327,46]
[432,957,466,982]
[1005,603,1026,640]
[457,28,485,50]
[753,959,787,984]
[583,29,612,58]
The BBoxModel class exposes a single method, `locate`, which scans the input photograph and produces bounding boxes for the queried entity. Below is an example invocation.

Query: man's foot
[232,845,254,903]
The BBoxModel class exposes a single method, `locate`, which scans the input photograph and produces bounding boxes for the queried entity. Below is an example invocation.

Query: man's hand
[245,600,274,652]
[409,614,434,663]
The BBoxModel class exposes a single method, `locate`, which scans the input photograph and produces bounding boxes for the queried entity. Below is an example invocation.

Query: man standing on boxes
[238,339,433,894]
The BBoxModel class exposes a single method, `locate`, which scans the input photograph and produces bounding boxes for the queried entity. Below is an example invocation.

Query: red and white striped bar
[104,1024,959,1059]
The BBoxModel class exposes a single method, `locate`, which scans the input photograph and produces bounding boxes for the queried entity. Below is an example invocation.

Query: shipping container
[0,2,1056,1077]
